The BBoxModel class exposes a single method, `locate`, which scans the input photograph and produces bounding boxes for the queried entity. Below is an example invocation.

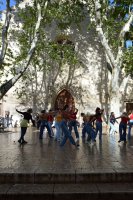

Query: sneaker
[49,135,54,138]
[76,145,80,149]
[118,140,122,143]
[87,141,91,145]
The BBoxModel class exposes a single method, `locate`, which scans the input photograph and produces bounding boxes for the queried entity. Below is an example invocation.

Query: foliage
[122,47,133,77]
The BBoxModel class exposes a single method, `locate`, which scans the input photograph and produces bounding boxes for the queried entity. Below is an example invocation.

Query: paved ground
[0,126,133,173]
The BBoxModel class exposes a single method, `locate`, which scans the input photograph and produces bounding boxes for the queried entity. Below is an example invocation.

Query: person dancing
[16,108,34,144]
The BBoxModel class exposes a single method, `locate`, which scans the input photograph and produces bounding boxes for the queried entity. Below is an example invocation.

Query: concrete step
[0,183,133,200]
[0,171,133,184]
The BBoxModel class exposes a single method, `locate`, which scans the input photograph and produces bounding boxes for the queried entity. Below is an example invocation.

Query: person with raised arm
[16,108,34,144]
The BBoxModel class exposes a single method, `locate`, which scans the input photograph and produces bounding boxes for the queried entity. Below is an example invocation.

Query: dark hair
[95,107,100,112]
[27,108,32,113]
[41,110,46,113]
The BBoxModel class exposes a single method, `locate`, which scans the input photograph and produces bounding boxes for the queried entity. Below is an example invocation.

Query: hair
[123,112,127,116]
[41,110,46,113]
[27,108,32,113]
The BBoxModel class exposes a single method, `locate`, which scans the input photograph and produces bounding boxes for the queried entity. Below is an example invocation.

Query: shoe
[18,140,21,143]
[87,141,91,145]
[118,140,122,143]
[21,140,28,144]
[49,135,54,138]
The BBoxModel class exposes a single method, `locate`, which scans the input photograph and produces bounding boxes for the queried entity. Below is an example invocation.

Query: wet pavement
[0,126,133,173]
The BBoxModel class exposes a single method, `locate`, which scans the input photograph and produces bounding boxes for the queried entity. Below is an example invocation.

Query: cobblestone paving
[0,127,133,173]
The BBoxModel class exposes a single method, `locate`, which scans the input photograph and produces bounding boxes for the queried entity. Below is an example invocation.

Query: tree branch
[0,0,12,66]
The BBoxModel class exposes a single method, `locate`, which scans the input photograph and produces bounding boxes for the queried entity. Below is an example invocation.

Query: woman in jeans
[16,108,34,144]
[95,107,104,141]
[128,111,133,140]
[116,112,130,143]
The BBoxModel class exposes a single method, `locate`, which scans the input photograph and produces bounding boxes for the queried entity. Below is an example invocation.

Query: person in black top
[16,108,33,144]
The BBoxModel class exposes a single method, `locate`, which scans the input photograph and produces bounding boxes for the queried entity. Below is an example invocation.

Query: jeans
[55,121,62,140]
[82,124,86,138]
[19,127,27,142]
[86,122,96,142]
[96,121,102,140]
[60,120,76,146]
[128,121,133,140]
[48,121,54,136]
[119,122,127,141]
[39,120,52,139]
[68,120,79,139]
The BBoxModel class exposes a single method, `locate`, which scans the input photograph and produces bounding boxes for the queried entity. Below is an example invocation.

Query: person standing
[127,111,133,140]
[39,110,53,139]
[95,107,104,141]
[68,108,79,143]
[47,110,54,136]
[16,108,33,144]
[109,112,118,134]
[54,109,63,141]
[116,112,130,143]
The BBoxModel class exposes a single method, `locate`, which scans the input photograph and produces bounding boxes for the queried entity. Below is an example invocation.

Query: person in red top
[68,108,79,143]
[47,110,54,136]
[128,111,133,140]
[115,112,130,143]
[95,107,104,141]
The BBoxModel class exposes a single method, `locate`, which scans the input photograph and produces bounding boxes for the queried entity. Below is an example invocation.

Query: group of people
[15,106,133,146]
[109,111,133,143]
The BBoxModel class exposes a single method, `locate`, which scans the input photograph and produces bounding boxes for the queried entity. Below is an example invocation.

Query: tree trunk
[109,67,121,116]
[0,1,48,99]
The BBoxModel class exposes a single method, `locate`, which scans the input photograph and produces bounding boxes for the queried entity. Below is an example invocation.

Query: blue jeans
[96,121,102,140]
[60,120,76,146]
[86,122,96,142]
[39,120,52,139]
[128,121,133,140]
[48,121,54,136]
[119,122,127,141]
[82,124,86,138]
[55,121,62,140]
[68,120,79,139]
